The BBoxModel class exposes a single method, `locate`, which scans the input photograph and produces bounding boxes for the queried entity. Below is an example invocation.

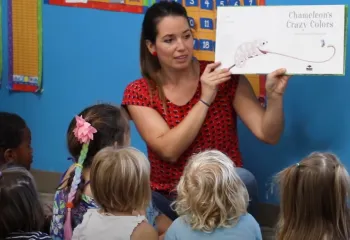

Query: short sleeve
[71,210,93,240]
[164,220,179,240]
[122,79,152,108]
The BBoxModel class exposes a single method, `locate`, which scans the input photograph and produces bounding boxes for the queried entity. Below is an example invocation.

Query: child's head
[67,103,130,167]
[276,152,350,240]
[0,112,32,170]
[174,150,249,233]
[0,167,45,238]
[91,146,151,213]
[63,103,130,238]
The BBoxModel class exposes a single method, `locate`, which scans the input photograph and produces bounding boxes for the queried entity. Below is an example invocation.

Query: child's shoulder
[165,216,192,237]
[238,213,259,225]
[235,213,262,239]
[131,219,158,240]
[172,216,188,227]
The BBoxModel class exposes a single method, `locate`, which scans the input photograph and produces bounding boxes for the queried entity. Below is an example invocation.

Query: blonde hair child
[275,152,350,240]
[72,146,158,240]
[165,150,262,240]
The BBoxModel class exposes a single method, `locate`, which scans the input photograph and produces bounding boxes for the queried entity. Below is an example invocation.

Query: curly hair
[174,150,249,232]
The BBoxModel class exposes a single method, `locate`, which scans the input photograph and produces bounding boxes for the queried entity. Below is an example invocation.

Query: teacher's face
[150,16,194,70]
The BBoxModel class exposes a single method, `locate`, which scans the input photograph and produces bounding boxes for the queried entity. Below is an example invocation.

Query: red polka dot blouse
[122,61,242,195]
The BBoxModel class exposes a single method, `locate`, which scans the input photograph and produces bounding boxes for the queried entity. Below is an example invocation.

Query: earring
[152,51,157,57]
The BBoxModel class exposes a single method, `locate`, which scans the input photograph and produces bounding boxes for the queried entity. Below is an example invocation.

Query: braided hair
[62,103,129,239]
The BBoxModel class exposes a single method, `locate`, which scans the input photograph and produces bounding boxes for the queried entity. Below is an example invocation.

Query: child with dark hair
[0,112,33,170]
[0,167,51,239]
[50,103,171,240]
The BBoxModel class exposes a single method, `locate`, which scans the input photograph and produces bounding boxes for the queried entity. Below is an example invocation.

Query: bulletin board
[8,0,43,92]
[45,0,266,103]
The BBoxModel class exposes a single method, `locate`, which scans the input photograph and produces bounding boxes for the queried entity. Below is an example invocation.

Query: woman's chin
[171,60,192,70]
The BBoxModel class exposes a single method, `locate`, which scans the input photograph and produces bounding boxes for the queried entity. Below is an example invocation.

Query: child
[0,167,51,239]
[50,103,171,239]
[275,152,350,240]
[165,150,262,240]
[0,112,33,170]
[72,146,158,239]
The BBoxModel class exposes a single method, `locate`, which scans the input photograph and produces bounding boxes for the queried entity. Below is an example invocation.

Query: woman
[122,1,290,220]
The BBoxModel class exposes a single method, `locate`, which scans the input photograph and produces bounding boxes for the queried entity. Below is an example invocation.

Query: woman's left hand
[265,68,291,98]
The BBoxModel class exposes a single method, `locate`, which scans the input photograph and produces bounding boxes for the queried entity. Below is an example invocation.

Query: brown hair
[0,167,45,238]
[90,146,151,213]
[174,150,249,232]
[140,1,191,107]
[59,103,130,207]
[276,152,350,240]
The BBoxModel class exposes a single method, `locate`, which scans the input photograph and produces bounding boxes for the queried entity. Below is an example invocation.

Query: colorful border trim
[48,0,146,14]
[7,0,13,90]
[38,0,43,90]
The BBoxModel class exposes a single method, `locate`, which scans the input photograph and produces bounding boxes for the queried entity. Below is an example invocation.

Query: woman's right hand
[200,62,231,105]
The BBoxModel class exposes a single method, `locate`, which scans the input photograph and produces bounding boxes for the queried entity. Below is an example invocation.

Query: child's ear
[4,148,17,163]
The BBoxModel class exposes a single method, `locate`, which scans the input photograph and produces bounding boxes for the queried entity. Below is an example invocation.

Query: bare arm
[127,62,231,163]
[156,214,172,235]
[127,101,209,163]
[131,222,158,240]
[233,75,284,144]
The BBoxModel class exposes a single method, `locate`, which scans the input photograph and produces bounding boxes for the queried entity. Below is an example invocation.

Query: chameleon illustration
[228,39,336,70]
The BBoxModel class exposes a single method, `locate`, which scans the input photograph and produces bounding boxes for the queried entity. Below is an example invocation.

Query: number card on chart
[183,0,262,62]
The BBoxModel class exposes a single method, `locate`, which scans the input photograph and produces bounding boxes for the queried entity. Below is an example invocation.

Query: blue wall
[0,0,349,203]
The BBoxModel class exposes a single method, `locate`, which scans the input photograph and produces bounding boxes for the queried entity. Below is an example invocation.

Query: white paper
[215,5,346,75]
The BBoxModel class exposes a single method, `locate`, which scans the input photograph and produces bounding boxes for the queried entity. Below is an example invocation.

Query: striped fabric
[6,231,51,239]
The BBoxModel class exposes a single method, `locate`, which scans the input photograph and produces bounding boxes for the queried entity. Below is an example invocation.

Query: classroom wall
[0,0,349,203]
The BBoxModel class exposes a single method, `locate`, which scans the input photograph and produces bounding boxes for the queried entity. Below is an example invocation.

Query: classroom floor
[39,193,276,240]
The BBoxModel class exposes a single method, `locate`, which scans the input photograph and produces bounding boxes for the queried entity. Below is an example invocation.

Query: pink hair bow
[73,115,97,144]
